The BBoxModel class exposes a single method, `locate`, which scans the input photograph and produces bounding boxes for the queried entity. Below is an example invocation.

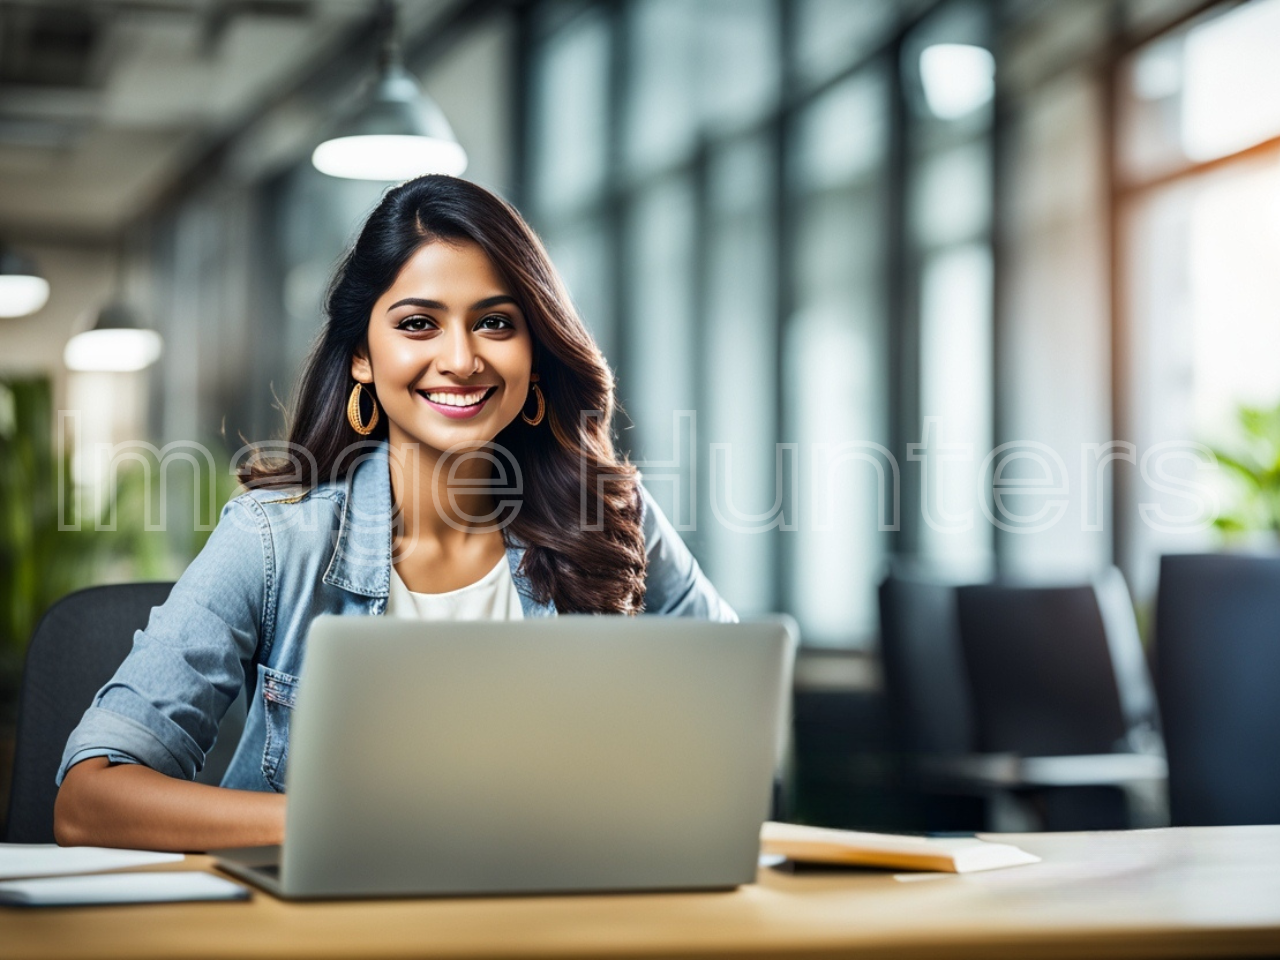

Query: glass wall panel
[910,140,991,247]
[917,243,992,576]
[795,0,901,91]
[703,134,776,616]
[624,0,701,181]
[274,169,387,378]
[997,72,1112,579]
[791,66,888,190]
[542,216,617,364]
[787,67,890,647]
[624,0,778,181]
[622,175,698,528]
[699,0,779,136]
[904,1,995,580]
[530,6,611,220]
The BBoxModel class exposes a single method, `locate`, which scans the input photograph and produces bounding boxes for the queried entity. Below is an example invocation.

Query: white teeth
[425,390,488,407]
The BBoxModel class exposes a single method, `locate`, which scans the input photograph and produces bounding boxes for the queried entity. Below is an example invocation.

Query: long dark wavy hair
[241,175,646,614]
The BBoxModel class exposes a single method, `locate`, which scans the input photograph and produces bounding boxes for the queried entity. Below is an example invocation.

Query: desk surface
[6,826,1280,960]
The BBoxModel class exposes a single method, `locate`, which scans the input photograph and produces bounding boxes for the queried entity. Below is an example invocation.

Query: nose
[436,323,480,377]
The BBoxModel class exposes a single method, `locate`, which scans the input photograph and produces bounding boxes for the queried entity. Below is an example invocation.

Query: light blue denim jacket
[57,442,736,793]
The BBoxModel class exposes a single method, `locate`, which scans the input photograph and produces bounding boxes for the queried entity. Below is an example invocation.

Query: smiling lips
[417,385,498,420]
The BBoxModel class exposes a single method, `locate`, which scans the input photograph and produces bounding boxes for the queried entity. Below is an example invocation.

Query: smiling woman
[51,175,737,853]
[244,175,657,612]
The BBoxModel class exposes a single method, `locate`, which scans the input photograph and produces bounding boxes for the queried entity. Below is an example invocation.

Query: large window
[1117,0,1280,599]
[522,0,993,647]
[786,65,891,643]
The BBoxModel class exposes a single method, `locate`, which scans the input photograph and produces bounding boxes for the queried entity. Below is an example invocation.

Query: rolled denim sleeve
[639,483,737,622]
[56,497,270,785]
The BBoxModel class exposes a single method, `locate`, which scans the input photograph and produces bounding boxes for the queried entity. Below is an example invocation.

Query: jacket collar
[322,440,555,617]
[322,442,394,599]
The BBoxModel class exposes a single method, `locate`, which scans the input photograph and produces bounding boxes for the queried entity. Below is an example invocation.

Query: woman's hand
[55,757,286,852]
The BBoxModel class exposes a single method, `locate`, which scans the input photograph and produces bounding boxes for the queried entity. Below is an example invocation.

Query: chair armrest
[916,752,1167,790]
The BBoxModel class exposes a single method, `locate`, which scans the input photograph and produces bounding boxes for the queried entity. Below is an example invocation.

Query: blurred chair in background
[879,568,1167,831]
[878,574,975,759]
[877,573,986,831]
[4,583,245,843]
[956,569,1160,756]
[954,568,1167,830]
[1155,554,1280,827]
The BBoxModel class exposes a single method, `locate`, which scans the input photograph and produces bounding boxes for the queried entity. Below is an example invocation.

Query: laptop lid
[277,615,795,898]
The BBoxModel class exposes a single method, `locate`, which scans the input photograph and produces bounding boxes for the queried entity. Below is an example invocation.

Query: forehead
[383,239,510,300]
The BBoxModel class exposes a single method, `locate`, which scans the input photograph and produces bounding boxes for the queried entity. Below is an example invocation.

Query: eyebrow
[386,295,518,313]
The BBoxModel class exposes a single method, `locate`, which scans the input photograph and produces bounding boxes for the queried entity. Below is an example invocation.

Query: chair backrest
[877,574,976,756]
[1156,553,1280,826]
[955,568,1154,757]
[4,582,246,843]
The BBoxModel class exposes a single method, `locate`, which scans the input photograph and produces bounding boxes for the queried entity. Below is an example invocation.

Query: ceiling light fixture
[312,0,467,181]
[64,246,163,373]
[919,43,996,121]
[64,302,163,373]
[0,247,51,318]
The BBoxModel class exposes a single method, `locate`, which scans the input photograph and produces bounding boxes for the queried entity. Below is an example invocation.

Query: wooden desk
[6,826,1280,960]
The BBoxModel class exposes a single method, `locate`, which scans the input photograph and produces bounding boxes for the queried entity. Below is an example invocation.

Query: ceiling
[0,0,452,240]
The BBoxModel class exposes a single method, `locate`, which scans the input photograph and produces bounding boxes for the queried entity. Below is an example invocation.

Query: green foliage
[0,379,104,665]
[1209,402,1280,535]
[0,377,237,706]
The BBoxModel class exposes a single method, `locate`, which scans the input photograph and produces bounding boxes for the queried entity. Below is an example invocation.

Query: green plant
[0,378,106,712]
[0,377,237,715]
[1209,401,1280,535]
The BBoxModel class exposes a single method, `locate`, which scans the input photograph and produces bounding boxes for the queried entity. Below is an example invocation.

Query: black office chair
[877,573,991,830]
[1155,553,1280,826]
[953,569,1166,829]
[5,582,246,843]
[956,569,1159,757]
[878,574,975,758]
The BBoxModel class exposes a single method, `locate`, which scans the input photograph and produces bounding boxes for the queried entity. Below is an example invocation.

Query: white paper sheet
[0,844,182,880]
[0,871,249,907]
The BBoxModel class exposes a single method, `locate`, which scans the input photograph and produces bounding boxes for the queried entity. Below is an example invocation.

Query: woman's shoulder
[219,479,347,544]
[233,480,346,510]
[234,471,345,506]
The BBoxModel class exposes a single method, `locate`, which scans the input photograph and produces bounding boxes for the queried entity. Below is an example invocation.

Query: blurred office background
[5,0,1280,833]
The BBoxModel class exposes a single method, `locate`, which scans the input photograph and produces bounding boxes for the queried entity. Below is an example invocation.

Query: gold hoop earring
[347,382,380,436]
[521,375,545,427]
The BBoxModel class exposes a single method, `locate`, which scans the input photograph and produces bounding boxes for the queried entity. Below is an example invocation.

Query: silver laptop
[216,615,796,899]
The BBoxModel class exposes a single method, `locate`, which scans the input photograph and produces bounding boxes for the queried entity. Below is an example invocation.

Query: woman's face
[352,239,535,456]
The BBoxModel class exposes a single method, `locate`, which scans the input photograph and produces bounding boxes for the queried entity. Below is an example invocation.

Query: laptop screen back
[281,616,794,898]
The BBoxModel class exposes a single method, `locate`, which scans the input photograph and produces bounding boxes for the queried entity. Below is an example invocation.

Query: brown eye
[396,316,434,332]
[477,314,514,331]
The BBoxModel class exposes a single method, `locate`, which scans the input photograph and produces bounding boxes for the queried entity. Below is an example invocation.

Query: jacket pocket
[259,665,299,793]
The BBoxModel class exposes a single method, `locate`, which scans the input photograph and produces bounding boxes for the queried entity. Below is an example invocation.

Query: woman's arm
[55,758,285,851]
[54,497,274,850]
[637,482,738,621]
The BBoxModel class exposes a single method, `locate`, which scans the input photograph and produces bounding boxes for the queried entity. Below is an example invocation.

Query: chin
[409,419,509,454]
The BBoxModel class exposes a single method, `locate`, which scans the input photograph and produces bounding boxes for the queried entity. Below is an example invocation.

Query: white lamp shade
[920,43,996,121]
[64,328,163,372]
[0,274,50,318]
[313,63,468,181]
[312,134,468,180]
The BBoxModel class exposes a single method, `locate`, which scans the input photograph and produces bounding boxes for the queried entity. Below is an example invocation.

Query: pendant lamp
[311,0,467,181]
[0,246,51,318]
[64,301,163,373]
[64,246,162,373]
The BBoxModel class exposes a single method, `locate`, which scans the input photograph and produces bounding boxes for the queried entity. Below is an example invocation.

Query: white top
[385,555,525,621]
